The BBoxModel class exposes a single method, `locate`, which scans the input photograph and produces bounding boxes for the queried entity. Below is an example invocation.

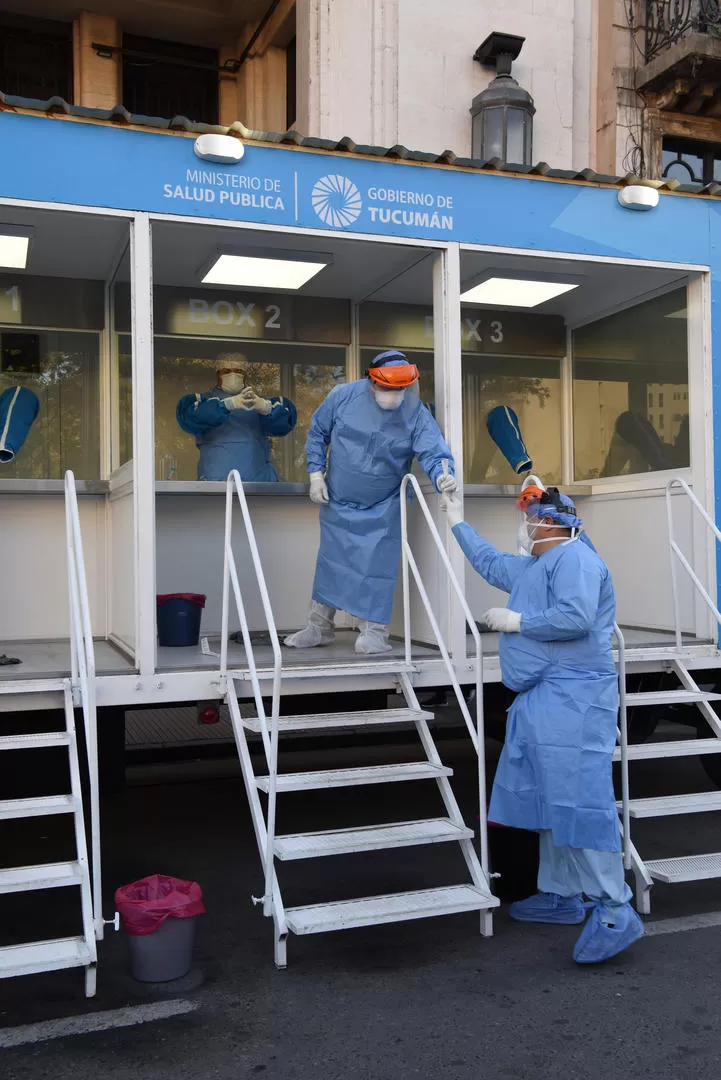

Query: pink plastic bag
[115,874,205,936]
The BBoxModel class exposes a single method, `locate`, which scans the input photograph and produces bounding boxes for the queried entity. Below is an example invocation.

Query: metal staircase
[616,478,721,914]
[220,470,498,967]
[0,472,100,995]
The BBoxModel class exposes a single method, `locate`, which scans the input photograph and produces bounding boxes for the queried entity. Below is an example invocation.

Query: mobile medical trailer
[1,101,721,992]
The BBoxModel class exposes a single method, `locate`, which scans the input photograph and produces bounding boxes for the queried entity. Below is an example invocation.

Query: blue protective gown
[176,386,297,482]
[306,380,454,623]
[453,524,620,852]
[0,386,39,463]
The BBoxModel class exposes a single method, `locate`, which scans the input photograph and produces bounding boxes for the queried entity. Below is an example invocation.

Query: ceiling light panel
[0,233,30,269]
[202,253,327,290]
[461,276,579,308]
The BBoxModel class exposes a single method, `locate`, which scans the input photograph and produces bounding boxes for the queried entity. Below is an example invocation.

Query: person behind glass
[176,352,297,482]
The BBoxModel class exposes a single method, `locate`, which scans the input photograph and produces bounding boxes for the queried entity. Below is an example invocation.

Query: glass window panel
[0,329,100,479]
[462,354,562,484]
[505,109,525,164]
[572,288,689,479]
[154,338,346,482]
[482,107,504,160]
[117,335,133,467]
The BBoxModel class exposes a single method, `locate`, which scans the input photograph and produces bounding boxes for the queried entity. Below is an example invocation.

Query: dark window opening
[286,36,296,130]
[122,34,218,123]
[0,13,72,102]
[662,136,721,185]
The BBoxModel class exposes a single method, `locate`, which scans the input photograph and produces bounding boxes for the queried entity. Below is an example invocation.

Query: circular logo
[311,174,362,227]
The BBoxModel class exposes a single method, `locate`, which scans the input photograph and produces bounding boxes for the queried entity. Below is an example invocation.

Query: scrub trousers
[537,830,632,911]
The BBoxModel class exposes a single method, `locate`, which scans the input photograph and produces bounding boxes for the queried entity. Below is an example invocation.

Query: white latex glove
[309,471,329,505]
[483,607,522,633]
[436,473,458,495]
[441,491,464,528]
[226,388,273,415]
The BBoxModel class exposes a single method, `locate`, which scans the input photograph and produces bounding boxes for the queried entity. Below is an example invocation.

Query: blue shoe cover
[509,891,587,925]
[573,902,644,964]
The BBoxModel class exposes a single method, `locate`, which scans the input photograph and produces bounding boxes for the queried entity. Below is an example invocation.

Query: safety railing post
[399,473,491,886]
[666,482,683,653]
[615,623,631,871]
[400,483,412,668]
[665,477,721,649]
[224,471,283,918]
[220,479,233,680]
[64,470,102,939]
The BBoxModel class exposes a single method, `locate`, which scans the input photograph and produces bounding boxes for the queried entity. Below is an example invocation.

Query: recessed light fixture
[201,248,330,290]
[0,227,32,269]
[460,276,579,308]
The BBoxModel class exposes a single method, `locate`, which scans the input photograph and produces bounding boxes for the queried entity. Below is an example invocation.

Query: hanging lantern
[471,32,535,165]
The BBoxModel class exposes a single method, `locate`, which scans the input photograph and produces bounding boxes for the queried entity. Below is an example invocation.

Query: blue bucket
[157,593,206,647]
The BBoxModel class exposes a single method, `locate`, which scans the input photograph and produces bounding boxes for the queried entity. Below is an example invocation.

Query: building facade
[0,2,718,178]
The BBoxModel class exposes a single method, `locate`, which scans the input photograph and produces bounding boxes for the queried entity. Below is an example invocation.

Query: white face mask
[374,388,406,411]
[519,516,579,555]
[220,372,245,394]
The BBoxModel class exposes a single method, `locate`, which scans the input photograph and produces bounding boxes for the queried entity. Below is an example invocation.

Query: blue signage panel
[0,112,712,266]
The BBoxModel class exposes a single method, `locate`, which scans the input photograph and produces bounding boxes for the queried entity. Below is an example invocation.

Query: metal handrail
[614,623,631,870]
[665,476,721,653]
[399,475,490,881]
[64,470,102,938]
[220,470,282,915]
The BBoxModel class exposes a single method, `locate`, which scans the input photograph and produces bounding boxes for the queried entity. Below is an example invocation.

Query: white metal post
[130,214,157,677]
[687,273,717,643]
[433,244,465,661]
[561,326,575,488]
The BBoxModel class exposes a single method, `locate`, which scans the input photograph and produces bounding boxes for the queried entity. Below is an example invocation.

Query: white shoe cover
[284,601,336,648]
[355,621,393,654]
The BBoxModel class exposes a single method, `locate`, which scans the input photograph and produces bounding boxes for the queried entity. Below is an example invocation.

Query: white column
[296,0,398,142]
[687,273,716,641]
[130,213,157,677]
[433,244,466,660]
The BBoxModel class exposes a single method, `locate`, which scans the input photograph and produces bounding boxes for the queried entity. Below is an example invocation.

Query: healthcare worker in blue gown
[284,351,458,655]
[443,483,644,965]
[176,352,297,481]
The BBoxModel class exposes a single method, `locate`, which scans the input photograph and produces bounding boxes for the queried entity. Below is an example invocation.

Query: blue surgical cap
[527,491,583,529]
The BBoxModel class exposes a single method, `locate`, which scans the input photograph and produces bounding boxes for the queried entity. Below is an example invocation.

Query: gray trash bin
[115,874,204,984]
[128,915,197,983]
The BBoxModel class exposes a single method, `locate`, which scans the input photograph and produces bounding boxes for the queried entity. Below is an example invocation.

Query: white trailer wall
[0,491,106,640]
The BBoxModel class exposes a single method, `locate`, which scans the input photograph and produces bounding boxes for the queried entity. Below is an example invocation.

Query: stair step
[285,884,499,935]
[619,791,721,818]
[0,861,83,894]
[0,936,93,979]
[233,661,416,681]
[257,762,452,793]
[0,732,70,751]
[0,679,65,696]
[614,738,721,761]
[646,853,721,884]
[275,817,473,860]
[0,795,76,821]
[626,689,721,707]
[244,707,433,734]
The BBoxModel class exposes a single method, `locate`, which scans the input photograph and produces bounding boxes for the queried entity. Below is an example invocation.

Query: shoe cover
[573,902,644,964]
[284,601,335,648]
[510,891,587,925]
[355,621,393,654]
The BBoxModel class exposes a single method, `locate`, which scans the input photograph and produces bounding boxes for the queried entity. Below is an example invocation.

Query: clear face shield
[369,380,420,411]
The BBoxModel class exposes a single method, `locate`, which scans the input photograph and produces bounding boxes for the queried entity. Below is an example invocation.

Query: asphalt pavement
[2,723,721,1080]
